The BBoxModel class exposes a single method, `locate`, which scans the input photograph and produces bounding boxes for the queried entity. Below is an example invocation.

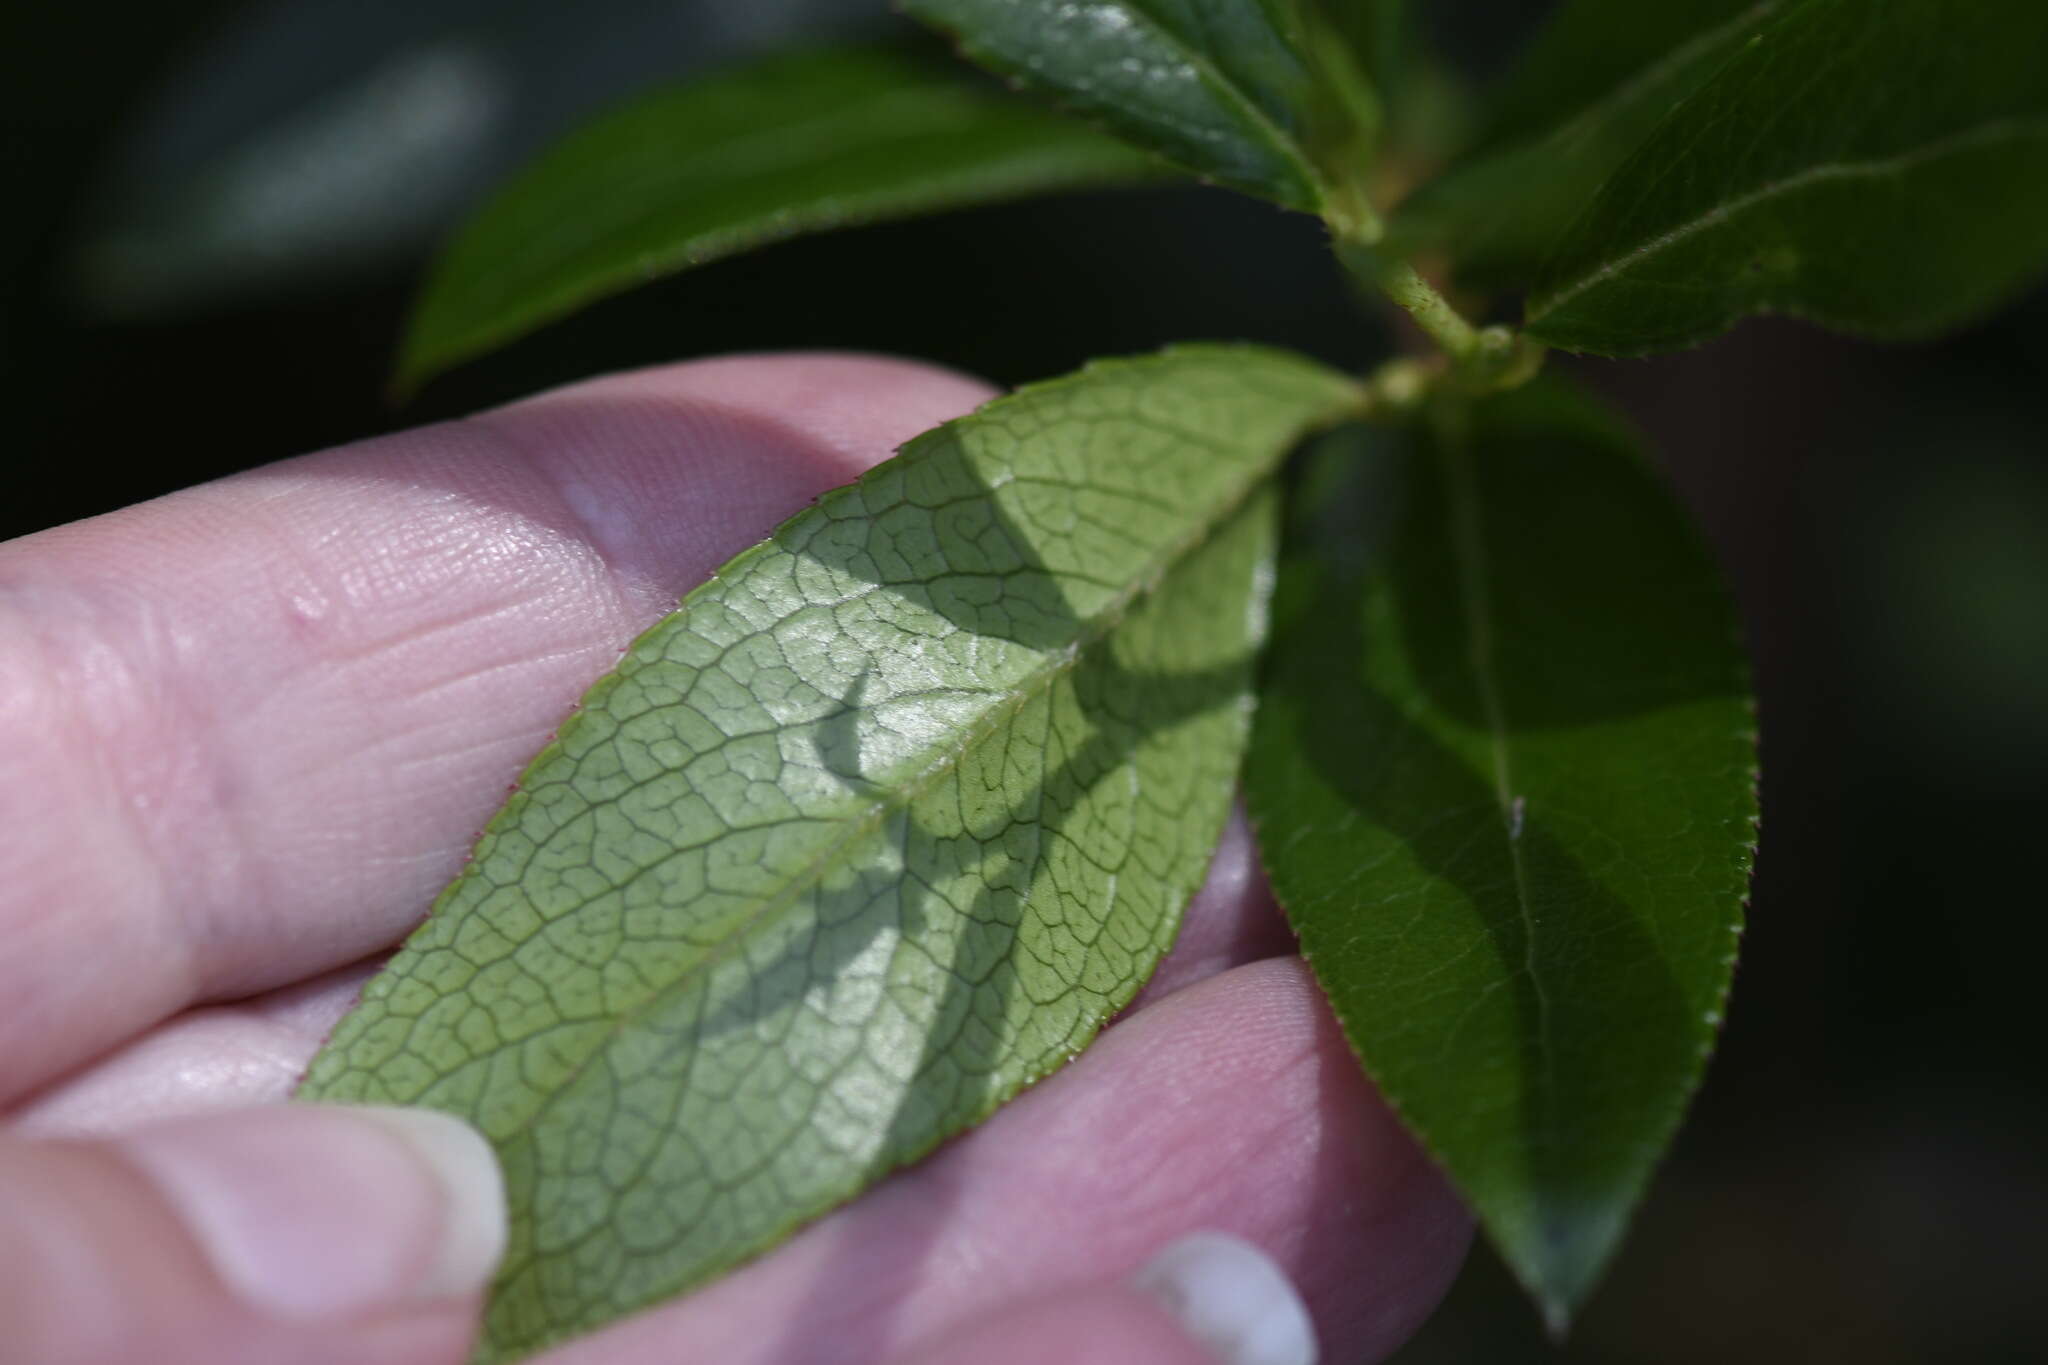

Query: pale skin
[0,354,1471,1364]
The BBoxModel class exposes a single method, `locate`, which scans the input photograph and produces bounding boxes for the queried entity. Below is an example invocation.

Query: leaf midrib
[472,372,1355,1150]
[411,83,1146,374]
[1533,115,2048,321]
[445,83,1082,298]
[1439,432,1559,1113]
[1123,0,1318,198]
[942,0,1320,206]
[1524,1,1777,161]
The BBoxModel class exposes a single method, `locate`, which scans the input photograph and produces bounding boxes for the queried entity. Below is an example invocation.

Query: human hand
[0,355,1470,1365]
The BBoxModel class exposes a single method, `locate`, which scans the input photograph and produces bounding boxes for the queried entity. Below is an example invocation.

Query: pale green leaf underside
[298,345,1361,1362]
[1246,383,1756,1325]
[395,48,1168,392]
[1528,0,2048,354]
[902,0,1351,212]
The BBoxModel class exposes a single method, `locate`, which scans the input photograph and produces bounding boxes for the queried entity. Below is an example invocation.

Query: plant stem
[1334,234,1546,396]
[1374,256,1483,360]
[1332,229,1490,357]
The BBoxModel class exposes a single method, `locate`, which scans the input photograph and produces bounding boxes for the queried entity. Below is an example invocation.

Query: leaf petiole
[1333,233,1546,393]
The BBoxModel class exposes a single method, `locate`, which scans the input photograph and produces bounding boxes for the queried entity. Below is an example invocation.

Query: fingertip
[938,957,1475,1359]
[0,1105,496,1364]
[332,1106,508,1308]
[118,1103,505,1320]
[892,1284,1223,1365]
[1132,1233,1318,1365]
[895,1231,1319,1365]
[1146,961,1475,1353]
[496,349,1001,479]
[465,350,1003,616]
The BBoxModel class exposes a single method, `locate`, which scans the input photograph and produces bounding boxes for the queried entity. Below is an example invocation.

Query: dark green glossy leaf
[902,0,1378,213]
[299,345,1363,1363]
[1477,0,1768,155]
[1246,382,1756,1326]
[1389,1,1772,289]
[1529,0,2048,354]
[1316,0,1405,111]
[395,48,1167,392]
[1311,0,1473,196]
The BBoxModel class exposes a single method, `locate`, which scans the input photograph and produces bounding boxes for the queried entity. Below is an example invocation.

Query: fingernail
[121,1103,506,1319]
[1130,1232,1318,1365]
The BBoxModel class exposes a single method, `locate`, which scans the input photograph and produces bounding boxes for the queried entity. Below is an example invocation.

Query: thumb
[0,1103,505,1365]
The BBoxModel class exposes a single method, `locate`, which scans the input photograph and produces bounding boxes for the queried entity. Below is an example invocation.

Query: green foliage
[1315,0,1407,110]
[396,49,1167,392]
[1390,0,1771,289]
[1476,0,1765,153]
[298,346,1362,1363]
[300,0,2048,1353]
[902,0,1378,215]
[1528,0,2048,353]
[1244,385,1756,1327]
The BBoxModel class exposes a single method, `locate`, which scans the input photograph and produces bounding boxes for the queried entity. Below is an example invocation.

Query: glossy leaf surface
[902,0,1376,213]
[1528,0,2048,353]
[1246,383,1756,1325]
[1316,0,1405,110]
[1476,0,1767,155]
[1390,0,1772,290]
[395,48,1166,391]
[300,346,1362,1362]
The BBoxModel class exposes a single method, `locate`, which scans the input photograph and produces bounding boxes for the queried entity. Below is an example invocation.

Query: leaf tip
[1540,1296,1574,1343]
[386,329,449,407]
[1489,1192,1643,1344]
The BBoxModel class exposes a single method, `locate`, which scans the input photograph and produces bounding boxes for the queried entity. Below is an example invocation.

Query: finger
[22,956,1461,1362]
[0,354,994,1100]
[11,807,1288,1135]
[0,1103,503,1365]
[891,1286,1223,1365]
[895,1233,1318,1365]
[526,958,1470,1365]
[9,959,378,1137]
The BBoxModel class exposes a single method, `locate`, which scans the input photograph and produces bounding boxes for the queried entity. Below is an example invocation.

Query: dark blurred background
[6,2,2045,1360]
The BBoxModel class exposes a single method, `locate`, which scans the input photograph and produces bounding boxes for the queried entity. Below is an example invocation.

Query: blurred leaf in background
[65,0,892,318]
[394,47,1166,392]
